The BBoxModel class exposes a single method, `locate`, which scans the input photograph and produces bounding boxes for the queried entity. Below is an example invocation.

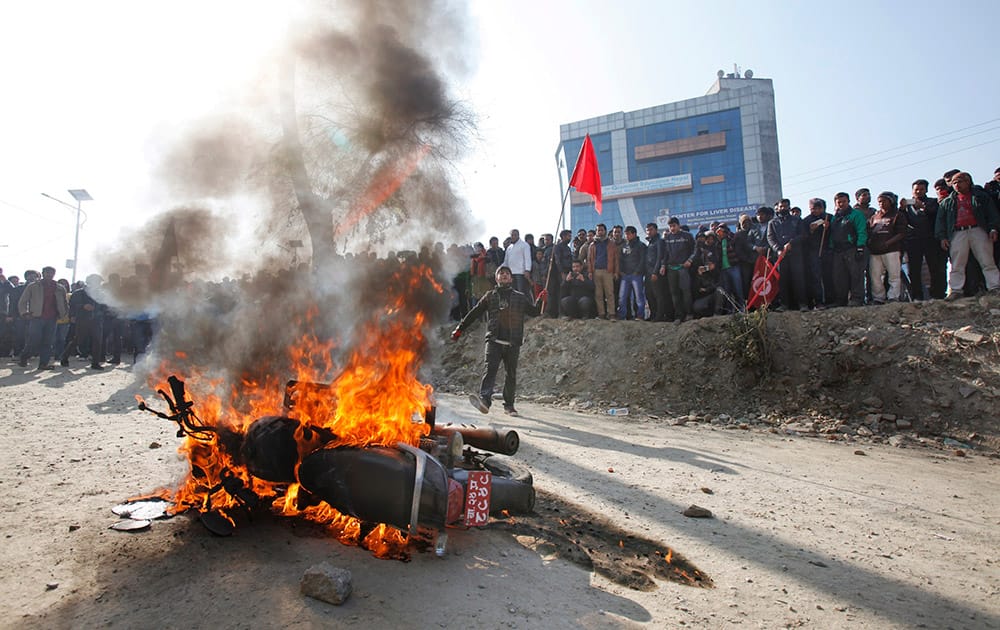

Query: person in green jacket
[828,192,869,307]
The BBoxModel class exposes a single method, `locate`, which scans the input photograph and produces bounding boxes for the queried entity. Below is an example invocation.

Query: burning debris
[129,260,534,558]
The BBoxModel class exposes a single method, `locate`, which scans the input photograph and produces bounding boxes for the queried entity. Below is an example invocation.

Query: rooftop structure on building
[558,68,782,231]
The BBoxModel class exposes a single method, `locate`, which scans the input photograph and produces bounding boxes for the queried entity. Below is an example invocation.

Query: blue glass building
[558,72,782,231]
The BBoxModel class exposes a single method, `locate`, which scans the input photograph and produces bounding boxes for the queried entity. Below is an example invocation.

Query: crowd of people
[0,270,153,371]
[456,167,1000,322]
[4,167,999,372]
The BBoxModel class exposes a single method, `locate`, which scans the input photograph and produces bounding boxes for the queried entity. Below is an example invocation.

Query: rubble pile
[434,296,1000,454]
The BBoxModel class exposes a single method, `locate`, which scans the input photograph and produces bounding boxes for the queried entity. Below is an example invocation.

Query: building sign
[570,173,693,206]
[603,174,693,199]
[668,204,759,228]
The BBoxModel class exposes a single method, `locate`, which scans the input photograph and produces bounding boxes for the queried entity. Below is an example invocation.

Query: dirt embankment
[433,296,1000,453]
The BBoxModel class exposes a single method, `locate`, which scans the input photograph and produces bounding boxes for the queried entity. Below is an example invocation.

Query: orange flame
[148,263,443,558]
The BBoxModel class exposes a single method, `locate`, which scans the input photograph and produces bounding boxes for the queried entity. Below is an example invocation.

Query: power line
[0,197,72,225]
[784,124,1000,187]
[783,116,1000,180]
[787,135,1000,199]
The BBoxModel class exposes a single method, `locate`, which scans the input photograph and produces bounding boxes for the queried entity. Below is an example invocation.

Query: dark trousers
[480,341,520,409]
[512,274,531,297]
[805,249,827,306]
[62,316,103,366]
[666,267,693,319]
[645,275,672,321]
[777,248,807,308]
[20,317,57,367]
[832,248,867,306]
[719,266,744,311]
[12,317,27,356]
[905,238,946,300]
[545,271,560,317]
[104,316,127,362]
[560,295,595,319]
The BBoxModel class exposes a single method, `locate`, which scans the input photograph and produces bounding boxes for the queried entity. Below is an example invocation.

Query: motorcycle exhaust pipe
[430,424,519,456]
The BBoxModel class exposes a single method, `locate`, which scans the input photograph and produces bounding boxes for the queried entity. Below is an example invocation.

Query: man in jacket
[451,266,546,416]
[803,198,832,309]
[868,192,908,304]
[616,226,647,320]
[766,199,808,311]
[661,217,695,321]
[935,171,1000,299]
[548,229,574,317]
[17,266,67,369]
[643,223,670,321]
[829,192,869,307]
[587,223,620,319]
[904,179,946,300]
[560,259,595,319]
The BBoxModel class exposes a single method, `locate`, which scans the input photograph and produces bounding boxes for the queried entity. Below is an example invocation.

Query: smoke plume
[96,0,478,396]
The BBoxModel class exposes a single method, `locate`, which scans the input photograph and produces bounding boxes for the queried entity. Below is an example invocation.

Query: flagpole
[543,134,601,313]
[542,186,573,312]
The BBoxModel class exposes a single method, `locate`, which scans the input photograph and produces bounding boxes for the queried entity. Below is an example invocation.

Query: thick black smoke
[97,0,477,394]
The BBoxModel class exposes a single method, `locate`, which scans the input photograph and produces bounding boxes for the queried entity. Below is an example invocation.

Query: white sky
[2,0,999,281]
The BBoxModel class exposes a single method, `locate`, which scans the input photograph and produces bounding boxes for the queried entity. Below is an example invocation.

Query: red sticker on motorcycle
[464,471,492,527]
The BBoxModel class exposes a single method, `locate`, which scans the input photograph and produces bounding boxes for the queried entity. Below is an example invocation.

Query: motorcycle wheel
[482,455,533,485]
[481,456,534,516]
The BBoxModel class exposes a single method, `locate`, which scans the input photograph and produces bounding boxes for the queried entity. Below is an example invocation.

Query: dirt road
[2,368,998,628]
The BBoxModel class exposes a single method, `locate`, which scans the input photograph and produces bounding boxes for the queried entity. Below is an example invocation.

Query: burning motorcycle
[138,375,535,556]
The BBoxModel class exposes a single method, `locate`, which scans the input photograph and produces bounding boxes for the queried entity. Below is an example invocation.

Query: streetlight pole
[42,189,92,284]
[67,190,93,285]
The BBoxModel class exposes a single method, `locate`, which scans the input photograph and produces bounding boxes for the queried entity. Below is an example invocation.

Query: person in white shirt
[503,229,533,295]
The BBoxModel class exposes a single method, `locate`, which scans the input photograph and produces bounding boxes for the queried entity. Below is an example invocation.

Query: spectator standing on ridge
[867,192,908,303]
[803,198,832,309]
[502,229,532,296]
[985,167,1000,206]
[662,216,696,322]
[17,266,67,370]
[587,223,619,320]
[451,266,546,417]
[829,192,869,307]
[935,172,1000,300]
[644,222,670,321]
[617,226,647,320]
[767,198,808,311]
[903,179,946,300]
[485,236,504,284]
[855,188,875,219]
[549,229,575,317]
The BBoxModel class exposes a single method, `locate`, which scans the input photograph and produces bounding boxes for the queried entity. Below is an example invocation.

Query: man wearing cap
[935,172,1000,299]
[451,266,547,416]
[714,223,744,310]
[868,192,907,304]
[661,217,695,321]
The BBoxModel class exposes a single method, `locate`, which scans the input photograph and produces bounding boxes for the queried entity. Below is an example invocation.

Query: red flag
[746,253,782,310]
[569,134,602,214]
